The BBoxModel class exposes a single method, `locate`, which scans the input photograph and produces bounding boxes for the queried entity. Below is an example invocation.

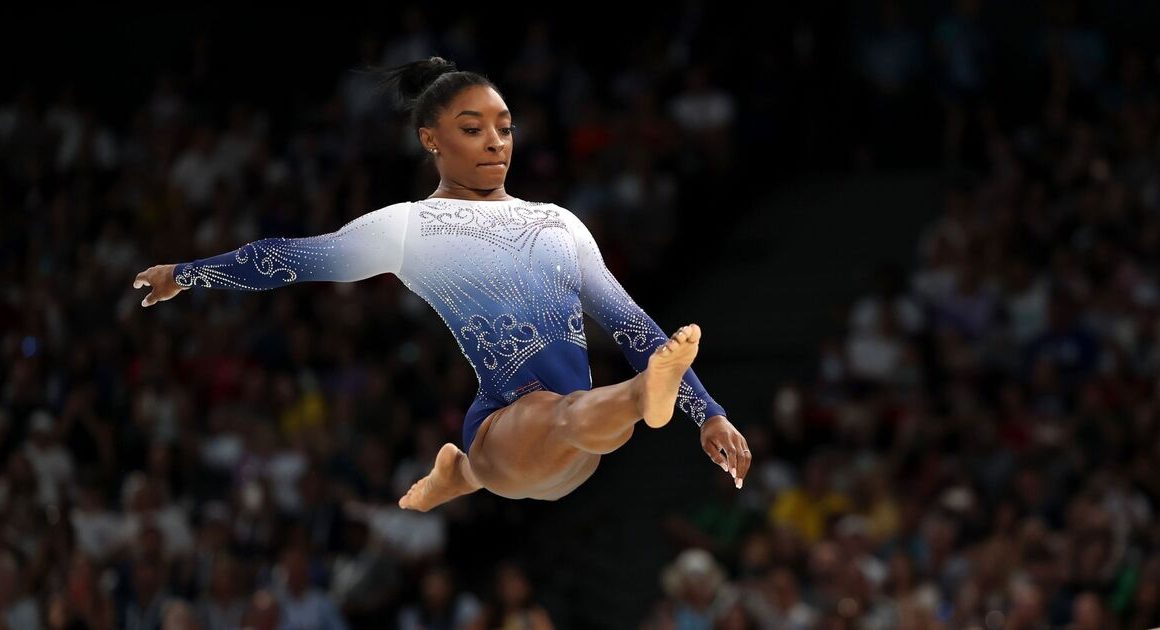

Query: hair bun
[388,56,458,104]
[359,55,493,129]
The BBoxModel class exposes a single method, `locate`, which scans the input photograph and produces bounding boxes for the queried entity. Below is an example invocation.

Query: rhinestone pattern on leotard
[170,198,725,434]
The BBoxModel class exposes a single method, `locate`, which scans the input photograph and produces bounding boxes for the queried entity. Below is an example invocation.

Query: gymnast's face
[419,85,513,195]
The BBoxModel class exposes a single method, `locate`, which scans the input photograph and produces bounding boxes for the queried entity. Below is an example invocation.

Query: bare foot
[398,443,482,512]
[638,324,701,428]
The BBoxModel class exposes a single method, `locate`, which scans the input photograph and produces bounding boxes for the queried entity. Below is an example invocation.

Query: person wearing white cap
[655,548,737,629]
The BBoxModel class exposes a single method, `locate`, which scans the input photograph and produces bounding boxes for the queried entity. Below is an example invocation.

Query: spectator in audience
[0,551,40,630]
[271,545,349,630]
[469,560,553,630]
[397,563,482,630]
[3,5,1160,629]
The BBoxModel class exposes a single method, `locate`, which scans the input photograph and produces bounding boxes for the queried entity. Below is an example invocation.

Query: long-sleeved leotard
[174,198,726,451]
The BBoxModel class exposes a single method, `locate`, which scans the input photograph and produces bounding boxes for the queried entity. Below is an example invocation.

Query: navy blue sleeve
[566,211,726,426]
[173,204,408,290]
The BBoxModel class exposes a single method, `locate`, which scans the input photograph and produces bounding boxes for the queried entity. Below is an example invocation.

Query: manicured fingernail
[736,478,743,489]
[731,468,737,477]
[721,462,729,471]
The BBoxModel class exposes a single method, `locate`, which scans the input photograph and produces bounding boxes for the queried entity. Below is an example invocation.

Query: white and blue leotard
[174,198,726,451]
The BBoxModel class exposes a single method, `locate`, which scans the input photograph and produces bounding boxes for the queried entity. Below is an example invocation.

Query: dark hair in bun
[373,56,500,129]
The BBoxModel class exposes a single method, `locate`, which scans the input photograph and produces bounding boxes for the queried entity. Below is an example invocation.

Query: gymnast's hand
[133,264,185,307]
[701,415,751,489]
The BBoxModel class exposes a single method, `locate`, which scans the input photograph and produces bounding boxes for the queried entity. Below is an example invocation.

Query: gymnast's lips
[478,161,507,167]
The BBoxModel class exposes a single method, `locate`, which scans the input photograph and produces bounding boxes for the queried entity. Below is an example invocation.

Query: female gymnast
[132,57,751,512]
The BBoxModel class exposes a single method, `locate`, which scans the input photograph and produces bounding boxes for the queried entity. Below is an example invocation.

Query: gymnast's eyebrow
[455,110,511,118]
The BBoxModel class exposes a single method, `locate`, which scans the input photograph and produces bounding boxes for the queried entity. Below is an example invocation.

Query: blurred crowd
[3,0,1160,629]
[1,3,754,629]
[643,1,1160,629]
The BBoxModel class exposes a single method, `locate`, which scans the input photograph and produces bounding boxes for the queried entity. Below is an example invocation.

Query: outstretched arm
[565,211,751,485]
[133,203,409,307]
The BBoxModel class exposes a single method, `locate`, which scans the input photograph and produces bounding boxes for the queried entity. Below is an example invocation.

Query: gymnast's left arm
[132,203,409,306]
[563,209,751,486]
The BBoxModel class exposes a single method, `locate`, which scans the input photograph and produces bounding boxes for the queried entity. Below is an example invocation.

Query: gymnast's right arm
[132,203,409,307]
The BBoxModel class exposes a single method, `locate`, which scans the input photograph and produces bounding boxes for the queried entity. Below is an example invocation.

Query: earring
[430,148,439,155]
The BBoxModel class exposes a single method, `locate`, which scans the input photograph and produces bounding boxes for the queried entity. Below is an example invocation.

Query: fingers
[735,437,752,486]
[720,431,752,489]
[135,266,180,307]
[709,439,740,487]
[722,443,739,487]
[702,441,729,472]
[704,434,752,490]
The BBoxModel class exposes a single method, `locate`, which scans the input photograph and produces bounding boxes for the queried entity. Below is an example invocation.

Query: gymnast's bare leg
[398,324,702,511]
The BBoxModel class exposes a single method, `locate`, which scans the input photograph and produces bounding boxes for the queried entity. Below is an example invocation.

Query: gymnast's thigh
[467,391,600,500]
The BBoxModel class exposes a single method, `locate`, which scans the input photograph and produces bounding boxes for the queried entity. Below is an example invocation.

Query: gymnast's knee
[553,390,586,423]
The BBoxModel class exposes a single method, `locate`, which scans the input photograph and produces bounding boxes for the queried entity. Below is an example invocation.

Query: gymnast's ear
[418,127,437,153]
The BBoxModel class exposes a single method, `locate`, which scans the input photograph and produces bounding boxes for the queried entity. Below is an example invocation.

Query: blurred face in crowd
[243,591,280,630]
[886,552,915,592]
[679,576,717,609]
[809,541,843,586]
[419,85,514,195]
[133,560,163,602]
[209,557,238,600]
[421,568,453,609]
[738,532,772,576]
[140,524,165,559]
[162,601,200,630]
[1007,582,1045,626]
[497,564,531,608]
[282,548,310,595]
[1071,592,1104,630]
[804,459,829,496]
[67,553,97,603]
[769,568,800,609]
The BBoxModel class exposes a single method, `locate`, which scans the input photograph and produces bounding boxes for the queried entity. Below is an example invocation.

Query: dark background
[4,1,1160,629]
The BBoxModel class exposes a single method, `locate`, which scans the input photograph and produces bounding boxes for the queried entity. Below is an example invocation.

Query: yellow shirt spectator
[769,487,850,544]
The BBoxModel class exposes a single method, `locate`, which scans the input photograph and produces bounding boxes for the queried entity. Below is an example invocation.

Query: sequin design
[175,238,329,288]
[234,240,303,282]
[402,200,587,388]
[591,259,668,351]
[418,202,564,253]
[565,302,586,348]
[174,265,213,288]
[172,205,405,290]
[677,381,710,426]
[563,209,727,426]
[170,198,726,450]
[612,323,668,353]
[460,313,547,381]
